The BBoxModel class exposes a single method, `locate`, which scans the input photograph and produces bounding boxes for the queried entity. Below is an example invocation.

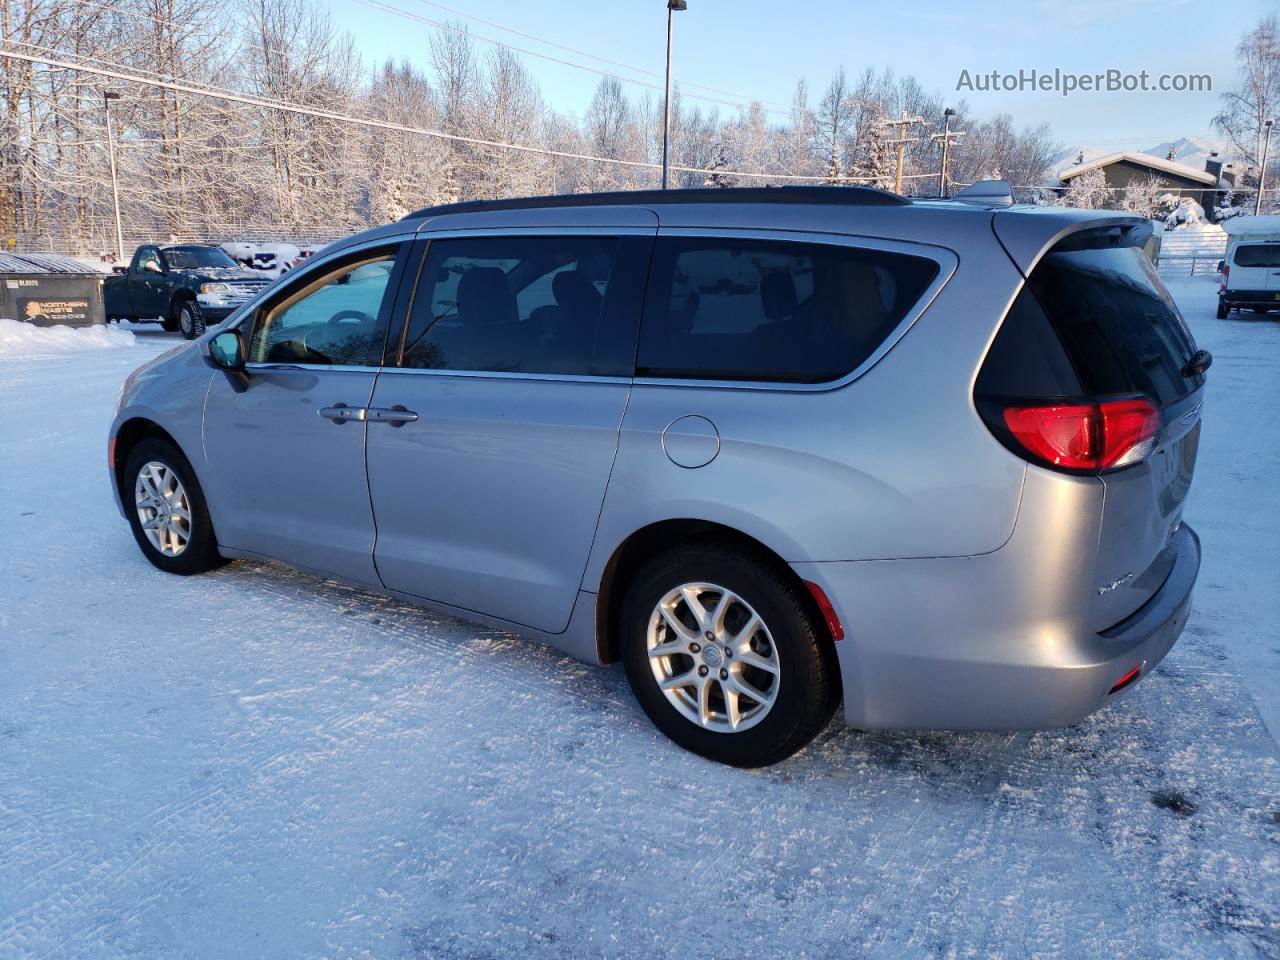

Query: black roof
[402,185,910,221]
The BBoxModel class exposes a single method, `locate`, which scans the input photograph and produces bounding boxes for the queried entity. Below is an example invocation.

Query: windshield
[163,246,238,270]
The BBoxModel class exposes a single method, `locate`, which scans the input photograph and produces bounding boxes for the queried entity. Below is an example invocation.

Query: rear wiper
[1181,349,1212,378]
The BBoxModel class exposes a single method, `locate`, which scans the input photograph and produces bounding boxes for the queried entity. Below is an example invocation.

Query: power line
[0,47,835,182]
[403,0,794,113]
[344,0,792,118]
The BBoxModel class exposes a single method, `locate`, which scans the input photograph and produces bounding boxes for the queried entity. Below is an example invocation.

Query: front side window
[1234,243,1280,268]
[248,251,398,366]
[134,246,160,271]
[400,235,623,375]
[636,237,939,383]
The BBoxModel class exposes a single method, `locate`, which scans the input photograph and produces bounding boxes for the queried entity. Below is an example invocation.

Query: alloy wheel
[646,582,780,733]
[134,460,192,557]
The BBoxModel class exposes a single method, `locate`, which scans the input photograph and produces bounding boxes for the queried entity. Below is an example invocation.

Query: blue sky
[328,0,1274,151]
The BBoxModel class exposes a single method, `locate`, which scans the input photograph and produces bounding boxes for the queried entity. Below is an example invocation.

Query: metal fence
[1156,233,1228,278]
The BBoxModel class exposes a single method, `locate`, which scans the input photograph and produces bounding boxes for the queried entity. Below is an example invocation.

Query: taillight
[1219,264,1229,291]
[1000,398,1160,472]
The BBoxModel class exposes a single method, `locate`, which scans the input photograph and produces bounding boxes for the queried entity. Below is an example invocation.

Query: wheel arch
[168,287,197,318]
[592,518,842,675]
[112,417,185,503]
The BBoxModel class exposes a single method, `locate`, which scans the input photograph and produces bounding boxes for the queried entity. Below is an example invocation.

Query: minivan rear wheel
[123,438,226,575]
[621,543,839,767]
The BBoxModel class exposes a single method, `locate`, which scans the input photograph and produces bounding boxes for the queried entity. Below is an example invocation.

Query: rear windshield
[1234,243,1280,268]
[1025,245,1202,406]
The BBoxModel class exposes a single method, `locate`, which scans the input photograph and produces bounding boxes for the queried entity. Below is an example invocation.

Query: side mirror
[1216,260,1225,273]
[208,330,245,370]
[143,259,164,274]
[111,265,127,275]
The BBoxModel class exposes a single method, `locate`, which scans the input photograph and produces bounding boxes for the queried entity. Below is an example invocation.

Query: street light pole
[936,107,956,198]
[102,91,125,260]
[1254,118,1274,216]
[661,0,686,190]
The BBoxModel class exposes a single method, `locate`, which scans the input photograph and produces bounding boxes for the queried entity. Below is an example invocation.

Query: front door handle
[318,403,366,423]
[367,406,419,426]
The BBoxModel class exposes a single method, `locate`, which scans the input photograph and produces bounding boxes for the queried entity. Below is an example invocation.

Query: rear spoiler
[992,209,1152,277]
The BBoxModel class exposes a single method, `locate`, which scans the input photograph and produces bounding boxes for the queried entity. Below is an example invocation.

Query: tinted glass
[1234,243,1280,268]
[163,246,239,270]
[249,253,397,366]
[1028,245,1202,406]
[401,236,622,375]
[975,288,1082,398]
[636,237,938,383]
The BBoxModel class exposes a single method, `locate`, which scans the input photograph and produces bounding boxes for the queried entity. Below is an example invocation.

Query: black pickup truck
[103,244,271,339]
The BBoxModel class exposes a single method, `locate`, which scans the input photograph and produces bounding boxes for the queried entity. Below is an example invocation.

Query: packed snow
[1,280,1278,959]
[0,318,136,360]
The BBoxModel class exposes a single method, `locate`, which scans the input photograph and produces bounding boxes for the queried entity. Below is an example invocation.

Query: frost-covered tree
[702,141,736,187]
[1158,194,1208,229]
[1213,14,1280,196]
[1120,176,1164,219]
[1060,167,1109,209]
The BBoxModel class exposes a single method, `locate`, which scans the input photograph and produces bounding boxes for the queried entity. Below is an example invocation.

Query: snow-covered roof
[1056,151,1218,186]
[1222,215,1280,236]
[0,252,102,274]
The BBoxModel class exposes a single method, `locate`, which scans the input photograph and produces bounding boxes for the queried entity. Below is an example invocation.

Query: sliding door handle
[367,406,418,426]
[318,403,365,423]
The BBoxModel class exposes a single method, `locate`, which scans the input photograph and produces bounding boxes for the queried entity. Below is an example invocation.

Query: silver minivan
[109,186,1207,766]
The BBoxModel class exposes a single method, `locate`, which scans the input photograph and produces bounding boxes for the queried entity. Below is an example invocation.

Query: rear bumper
[792,523,1200,731]
[1220,290,1280,308]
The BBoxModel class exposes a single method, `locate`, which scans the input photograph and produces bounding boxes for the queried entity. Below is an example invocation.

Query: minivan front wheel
[621,544,839,767]
[123,438,226,575]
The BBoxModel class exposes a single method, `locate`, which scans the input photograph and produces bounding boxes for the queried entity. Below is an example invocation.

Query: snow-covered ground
[1,279,1278,960]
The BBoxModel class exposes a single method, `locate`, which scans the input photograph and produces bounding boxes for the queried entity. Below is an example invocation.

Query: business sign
[17,297,91,327]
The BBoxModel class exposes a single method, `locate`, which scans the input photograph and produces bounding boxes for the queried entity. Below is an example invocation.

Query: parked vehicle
[1218,215,1280,318]
[104,244,271,339]
[108,186,1207,766]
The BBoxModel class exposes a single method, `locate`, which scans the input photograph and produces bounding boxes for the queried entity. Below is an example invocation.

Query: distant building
[1053,151,1236,222]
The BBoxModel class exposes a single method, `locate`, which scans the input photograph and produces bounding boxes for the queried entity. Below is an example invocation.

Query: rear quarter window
[636,237,938,383]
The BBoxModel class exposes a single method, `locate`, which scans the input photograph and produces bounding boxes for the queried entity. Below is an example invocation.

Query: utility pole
[1254,118,1274,216]
[102,91,125,261]
[661,0,687,190]
[932,107,966,198]
[885,110,924,195]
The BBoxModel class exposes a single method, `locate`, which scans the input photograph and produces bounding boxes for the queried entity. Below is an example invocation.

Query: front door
[202,242,408,586]
[130,245,167,318]
[365,230,652,633]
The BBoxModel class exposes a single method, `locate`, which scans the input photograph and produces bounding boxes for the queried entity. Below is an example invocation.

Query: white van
[1219,216,1280,318]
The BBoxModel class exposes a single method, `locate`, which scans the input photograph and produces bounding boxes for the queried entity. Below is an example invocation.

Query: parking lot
[1,277,1277,959]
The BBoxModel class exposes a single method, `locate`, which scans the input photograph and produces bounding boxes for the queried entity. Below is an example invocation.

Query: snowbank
[0,317,135,358]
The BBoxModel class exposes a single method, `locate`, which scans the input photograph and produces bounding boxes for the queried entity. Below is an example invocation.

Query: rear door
[365,227,654,633]
[1019,238,1206,629]
[1230,242,1280,294]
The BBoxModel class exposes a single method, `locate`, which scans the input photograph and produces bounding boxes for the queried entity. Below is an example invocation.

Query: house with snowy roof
[1052,150,1236,221]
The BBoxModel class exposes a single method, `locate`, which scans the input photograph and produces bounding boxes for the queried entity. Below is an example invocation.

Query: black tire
[621,541,840,767]
[160,316,180,332]
[122,437,227,575]
[176,300,206,340]
[1216,301,1229,319]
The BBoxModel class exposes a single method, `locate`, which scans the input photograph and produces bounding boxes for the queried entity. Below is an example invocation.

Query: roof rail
[948,179,1014,207]
[401,185,910,221]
